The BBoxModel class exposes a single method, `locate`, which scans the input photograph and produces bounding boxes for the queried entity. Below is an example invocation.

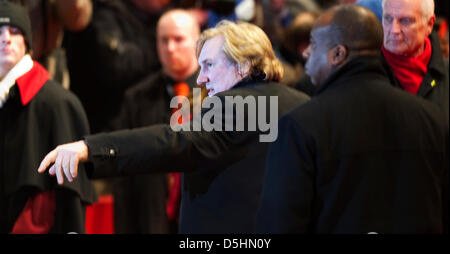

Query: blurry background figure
[110,9,205,234]
[63,0,171,135]
[63,0,172,227]
[356,0,382,20]
[434,17,449,59]
[262,0,318,46]
[8,0,92,89]
[206,0,240,27]
[262,0,293,47]
[179,0,253,29]
[277,11,318,87]
[314,0,356,9]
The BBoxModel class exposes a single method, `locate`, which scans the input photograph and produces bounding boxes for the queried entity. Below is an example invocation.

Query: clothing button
[109,149,115,156]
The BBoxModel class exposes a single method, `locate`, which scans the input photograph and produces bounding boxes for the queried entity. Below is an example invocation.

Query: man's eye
[9,27,22,35]
[175,37,184,43]
[400,18,414,25]
[384,16,393,24]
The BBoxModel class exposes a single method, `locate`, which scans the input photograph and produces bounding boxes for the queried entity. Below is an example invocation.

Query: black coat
[110,71,198,234]
[84,78,310,233]
[384,32,449,124]
[257,55,448,233]
[0,78,96,233]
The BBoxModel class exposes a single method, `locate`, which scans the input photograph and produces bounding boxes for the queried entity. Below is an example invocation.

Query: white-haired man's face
[382,0,435,57]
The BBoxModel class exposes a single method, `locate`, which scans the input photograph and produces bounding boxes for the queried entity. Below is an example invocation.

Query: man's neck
[410,43,426,58]
[0,63,15,81]
[167,64,198,82]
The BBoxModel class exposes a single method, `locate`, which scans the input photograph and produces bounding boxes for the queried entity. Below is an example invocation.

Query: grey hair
[382,0,435,24]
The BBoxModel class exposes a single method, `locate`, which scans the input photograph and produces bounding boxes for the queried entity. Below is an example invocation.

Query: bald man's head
[303,4,383,86]
[157,9,200,81]
[316,4,383,52]
[157,10,200,40]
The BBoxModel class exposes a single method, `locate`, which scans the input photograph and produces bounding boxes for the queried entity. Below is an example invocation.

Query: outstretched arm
[37,140,89,185]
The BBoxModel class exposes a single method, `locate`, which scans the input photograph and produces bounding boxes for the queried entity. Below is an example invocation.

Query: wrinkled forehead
[383,0,423,17]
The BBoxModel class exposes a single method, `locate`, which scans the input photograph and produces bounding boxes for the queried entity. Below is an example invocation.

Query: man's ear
[426,14,436,36]
[329,45,348,66]
[237,60,251,77]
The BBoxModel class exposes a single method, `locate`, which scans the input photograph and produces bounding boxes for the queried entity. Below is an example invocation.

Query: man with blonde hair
[382,0,448,123]
[196,20,284,96]
[37,20,310,233]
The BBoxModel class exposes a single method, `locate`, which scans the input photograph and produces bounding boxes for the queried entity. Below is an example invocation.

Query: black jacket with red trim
[0,62,97,233]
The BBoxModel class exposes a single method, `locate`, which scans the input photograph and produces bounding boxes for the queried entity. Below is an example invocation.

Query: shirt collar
[0,54,33,108]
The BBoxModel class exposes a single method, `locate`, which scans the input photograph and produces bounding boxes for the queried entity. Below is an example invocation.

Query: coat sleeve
[84,94,256,179]
[256,113,316,233]
[85,122,251,179]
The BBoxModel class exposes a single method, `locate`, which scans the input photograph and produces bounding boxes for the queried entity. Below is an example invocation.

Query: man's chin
[207,89,216,97]
[308,76,318,86]
[385,44,408,56]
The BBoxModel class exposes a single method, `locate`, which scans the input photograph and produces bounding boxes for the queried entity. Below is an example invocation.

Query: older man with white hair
[382,0,448,123]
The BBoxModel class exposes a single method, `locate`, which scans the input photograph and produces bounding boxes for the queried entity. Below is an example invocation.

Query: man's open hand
[37,140,89,185]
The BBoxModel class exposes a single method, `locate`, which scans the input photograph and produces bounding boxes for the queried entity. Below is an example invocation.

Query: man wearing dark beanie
[0,0,32,51]
[0,1,96,234]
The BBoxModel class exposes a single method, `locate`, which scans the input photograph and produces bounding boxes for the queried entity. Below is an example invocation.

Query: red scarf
[382,38,432,95]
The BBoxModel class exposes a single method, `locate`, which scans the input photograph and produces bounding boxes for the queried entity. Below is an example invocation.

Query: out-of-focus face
[197,36,242,97]
[132,0,171,13]
[382,0,434,57]
[303,26,333,86]
[0,25,26,77]
[157,12,199,80]
[270,0,285,11]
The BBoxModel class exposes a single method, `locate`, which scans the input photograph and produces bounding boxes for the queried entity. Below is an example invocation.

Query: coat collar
[314,55,388,95]
[232,73,267,90]
[16,60,50,106]
[426,32,447,79]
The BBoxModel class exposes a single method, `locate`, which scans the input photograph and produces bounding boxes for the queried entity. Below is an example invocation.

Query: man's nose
[391,19,401,33]
[0,29,11,44]
[167,40,176,52]
[196,73,208,86]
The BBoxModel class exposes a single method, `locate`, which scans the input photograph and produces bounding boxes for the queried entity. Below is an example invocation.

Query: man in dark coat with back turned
[38,20,310,233]
[257,4,448,233]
